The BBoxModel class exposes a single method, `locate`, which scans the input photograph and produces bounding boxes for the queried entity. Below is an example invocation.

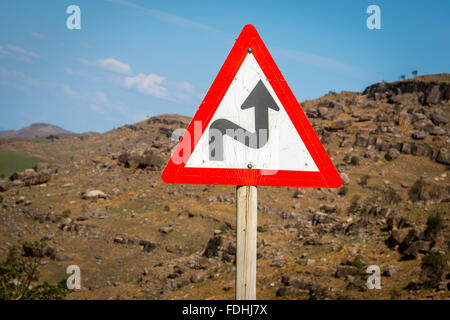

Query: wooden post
[235,185,258,300]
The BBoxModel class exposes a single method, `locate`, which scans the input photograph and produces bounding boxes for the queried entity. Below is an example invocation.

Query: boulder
[425,85,441,105]
[22,172,50,186]
[399,229,421,253]
[139,240,156,253]
[411,131,426,140]
[385,148,400,161]
[429,126,446,136]
[159,226,174,234]
[317,101,344,120]
[53,253,72,261]
[10,169,50,186]
[412,144,435,159]
[326,120,352,131]
[118,150,165,170]
[203,236,223,258]
[401,241,430,260]
[190,271,209,283]
[320,204,337,213]
[401,142,416,155]
[398,112,411,129]
[354,133,369,147]
[386,230,408,248]
[388,95,403,104]
[113,236,127,244]
[413,119,435,132]
[22,244,56,259]
[375,137,391,151]
[0,179,11,192]
[430,110,449,125]
[341,173,350,185]
[383,265,400,277]
[436,148,450,165]
[335,265,359,279]
[312,212,335,225]
[82,190,107,199]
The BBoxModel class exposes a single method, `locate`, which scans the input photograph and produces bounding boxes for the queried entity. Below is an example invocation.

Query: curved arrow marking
[209,80,280,161]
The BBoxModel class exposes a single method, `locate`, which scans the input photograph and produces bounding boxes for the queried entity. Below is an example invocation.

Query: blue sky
[0,0,449,133]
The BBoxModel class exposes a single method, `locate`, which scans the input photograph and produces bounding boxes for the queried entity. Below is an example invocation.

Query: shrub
[351,256,363,270]
[219,223,231,234]
[0,244,66,300]
[408,179,427,202]
[383,187,402,205]
[292,189,303,198]
[343,154,350,162]
[45,135,59,141]
[350,156,359,166]
[359,175,370,186]
[338,185,348,196]
[428,184,441,200]
[424,213,444,238]
[420,251,447,286]
[350,194,360,205]
[348,194,360,212]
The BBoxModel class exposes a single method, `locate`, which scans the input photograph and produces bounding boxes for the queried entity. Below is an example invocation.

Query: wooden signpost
[236,185,258,299]
[161,24,342,300]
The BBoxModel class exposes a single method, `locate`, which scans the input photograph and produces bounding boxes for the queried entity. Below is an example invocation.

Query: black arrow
[209,80,280,161]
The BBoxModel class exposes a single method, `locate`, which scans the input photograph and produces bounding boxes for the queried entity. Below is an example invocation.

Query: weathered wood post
[235,185,258,300]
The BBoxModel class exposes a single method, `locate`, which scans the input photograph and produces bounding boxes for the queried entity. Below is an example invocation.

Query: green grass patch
[0,151,48,178]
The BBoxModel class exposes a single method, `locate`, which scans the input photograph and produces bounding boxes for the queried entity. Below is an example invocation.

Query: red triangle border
[161,24,342,188]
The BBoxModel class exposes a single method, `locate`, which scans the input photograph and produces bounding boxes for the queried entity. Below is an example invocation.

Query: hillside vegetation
[0,74,448,300]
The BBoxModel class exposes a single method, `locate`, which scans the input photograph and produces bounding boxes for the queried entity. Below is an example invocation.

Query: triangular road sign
[162,24,342,188]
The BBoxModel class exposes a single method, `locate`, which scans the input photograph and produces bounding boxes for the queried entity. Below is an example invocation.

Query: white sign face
[185,54,319,172]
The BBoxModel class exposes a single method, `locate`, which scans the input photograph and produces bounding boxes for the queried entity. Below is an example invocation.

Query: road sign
[162,24,342,188]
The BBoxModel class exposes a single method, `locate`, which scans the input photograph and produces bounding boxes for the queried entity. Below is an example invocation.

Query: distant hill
[0,123,72,138]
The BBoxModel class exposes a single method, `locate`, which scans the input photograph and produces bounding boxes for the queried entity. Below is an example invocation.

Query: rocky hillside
[0,123,73,138]
[0,74,448,300]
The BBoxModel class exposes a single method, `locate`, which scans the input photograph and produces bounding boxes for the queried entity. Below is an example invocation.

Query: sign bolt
[247,163,253,169]
[247,47,253,53]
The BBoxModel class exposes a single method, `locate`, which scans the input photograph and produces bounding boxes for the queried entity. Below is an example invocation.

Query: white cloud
[123,73,167,98]
[271,47,380,81]
[0,66,77,98]
[90,104,106,114]
[0,44,38,63]
[64,66,100,82]
[175,81,194,92]
[92,91,108,104]
[29,32,46,40]
[61,84,77,97]
[107,0,218,33]
[80,57,132,75]
[96,58,132,75]
[64,67,74,75]
[0,66,46,88]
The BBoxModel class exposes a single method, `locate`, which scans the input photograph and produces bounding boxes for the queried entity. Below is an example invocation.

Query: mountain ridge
[0,122,73,138]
